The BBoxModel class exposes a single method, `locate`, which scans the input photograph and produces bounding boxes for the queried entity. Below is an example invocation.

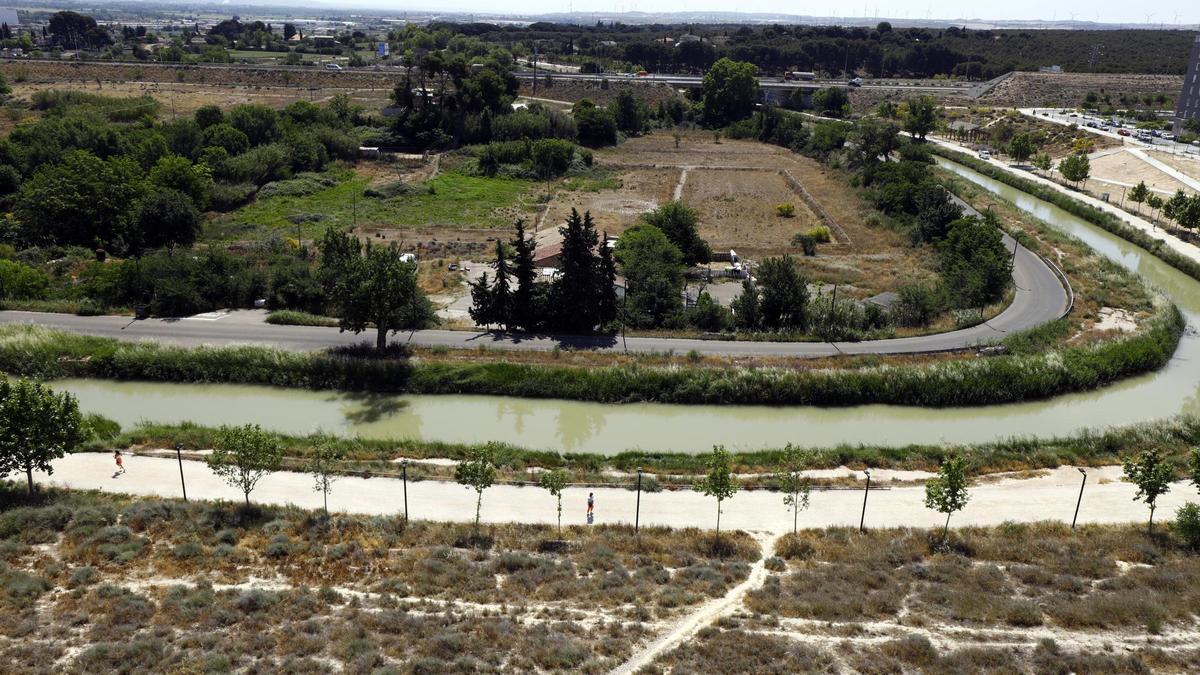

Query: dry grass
[649,521,1200,673]
[0,486,758,673]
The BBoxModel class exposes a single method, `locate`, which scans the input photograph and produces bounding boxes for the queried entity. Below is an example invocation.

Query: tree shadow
[342,392,409,424]
[468,329,620,351]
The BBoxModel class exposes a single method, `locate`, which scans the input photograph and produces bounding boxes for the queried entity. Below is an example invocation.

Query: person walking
[586,492,594,525]
[113,450,126,476]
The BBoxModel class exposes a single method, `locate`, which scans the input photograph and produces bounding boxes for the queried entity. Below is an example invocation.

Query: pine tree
[489,239,512,330]
[468,271,494,327]
[731,278,761,330]
[552,208,601,333]
[597,231,618,329]
[511,219,537,331]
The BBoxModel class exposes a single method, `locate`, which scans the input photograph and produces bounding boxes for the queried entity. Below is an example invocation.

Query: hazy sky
[345,0,1199,25]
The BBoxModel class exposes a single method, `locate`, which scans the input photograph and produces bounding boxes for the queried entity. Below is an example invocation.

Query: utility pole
[634,468,643,533]
[1071,468,1087,529]
[859,469,871,533]
[401,459,409,524]
[175,443,188,502]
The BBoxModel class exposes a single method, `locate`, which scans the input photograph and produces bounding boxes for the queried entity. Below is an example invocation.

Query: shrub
[1174,502,1200,550]
[776,203,796,218]
[69,566,98,588]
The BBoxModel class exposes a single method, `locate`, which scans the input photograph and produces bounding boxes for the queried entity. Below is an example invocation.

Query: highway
[0,235,1068,357]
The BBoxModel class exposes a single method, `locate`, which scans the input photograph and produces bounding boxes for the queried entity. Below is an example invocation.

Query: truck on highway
[784,71,816,81]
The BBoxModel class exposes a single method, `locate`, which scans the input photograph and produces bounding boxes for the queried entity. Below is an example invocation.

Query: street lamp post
[1071,468,1088,529]
[859,469,872,533]
[402,459,409,524]
[635,467,643,533]
[175,443,187,502]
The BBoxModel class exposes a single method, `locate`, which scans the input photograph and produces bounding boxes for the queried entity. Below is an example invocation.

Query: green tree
[597,232,618,328]
[756,255,809,331]
[14,150,147,251]
[702,58,759,127]
[612,89,645,135]
[194,104,224,129]
[0,378,85,495]
[133,188,202,255]
[306,437,344,517]
[731,278,761,330]
[903,96,939,141]
[320,227,435,350]
[456,444,497,532]
[1128,180,1149,214]
[207,424,283,506]
[1006,133,1036,165]
[1058,153,1090,186]
[510,219,538,331]
[614,223,685,328]
[200,123,250,155]
[469,239,513,330]
[1032,152,1053,173]
[1123,449,1175,533]
[812,87,849,118]
[551,209,602,333]
[639,201,711,265]
[1164,189,1190,223]
[573,100,618,147]
[0,260,50,301]
[539,469,569,537]
[775,444,812,535]
[924,453,971,540]
[1147,193,1164,220]
[939,215,1012,310]
[227,104,280,146]
[694,445,739,536]
[148,155,213,209]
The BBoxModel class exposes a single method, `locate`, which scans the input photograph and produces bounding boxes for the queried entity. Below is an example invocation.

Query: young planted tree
[1190,447,1200,493]
[1147,193,1164,222]
[775,444,812,535]
[1123,449,1175,533]
[1058,153,1090,188]
[694,445,739,537]
[207,424,283,506]
[924,453,971,540]
[456,444,497,532]
[1031,153,1053,174]
[306,437,344,517]
[0,378,86,495]
[1128,180,1149,214]
[538,469,569,537]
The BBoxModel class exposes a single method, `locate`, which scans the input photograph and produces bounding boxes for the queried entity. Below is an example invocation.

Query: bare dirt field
[1086,149,1194,198]
[538,168,678,237]
[581,131,941,297]
[518,77,683,107]
[1147,151,1200,186]
[979,71,1183,109]
[9,79,392,116]
[682,168,822,258]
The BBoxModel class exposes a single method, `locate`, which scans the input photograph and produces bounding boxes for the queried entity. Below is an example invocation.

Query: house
[532,242,562,268]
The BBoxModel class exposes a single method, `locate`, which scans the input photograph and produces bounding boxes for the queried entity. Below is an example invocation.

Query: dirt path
[673,167,689,201]
[33,456,1195,533]
[610,532,780,674]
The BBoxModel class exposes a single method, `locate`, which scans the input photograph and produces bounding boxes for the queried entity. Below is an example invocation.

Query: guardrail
[1035,251,1075,319]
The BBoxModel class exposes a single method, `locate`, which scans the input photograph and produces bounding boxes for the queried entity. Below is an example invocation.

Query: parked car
[324,63,342,71]
[1117,128,1131,137]
[1163,133,1176,141]
[978,150,992,160]
[848,77,863,87]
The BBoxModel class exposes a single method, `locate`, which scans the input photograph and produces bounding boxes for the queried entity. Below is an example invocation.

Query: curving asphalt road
[0,234,1068,358]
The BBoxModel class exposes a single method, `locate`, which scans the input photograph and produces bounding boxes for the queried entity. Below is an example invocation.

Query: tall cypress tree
[552,208,600,333]
[468,271,494,327]
[489,239,512,330]
[511,219,536,331]
[597,231,618,329]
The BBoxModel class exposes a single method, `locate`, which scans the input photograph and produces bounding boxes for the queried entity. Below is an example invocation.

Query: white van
[978,150,991,160]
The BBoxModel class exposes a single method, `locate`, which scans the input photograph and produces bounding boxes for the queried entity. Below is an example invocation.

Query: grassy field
[648,523,1200,673]
[0,485,756,673]
[206,167,540,242]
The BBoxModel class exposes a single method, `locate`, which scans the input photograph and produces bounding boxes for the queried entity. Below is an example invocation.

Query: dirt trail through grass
[610,532,779,675]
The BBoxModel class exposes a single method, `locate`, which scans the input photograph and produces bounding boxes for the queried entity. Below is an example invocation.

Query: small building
[533,242,562,268]
[1038,65,1063,74]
